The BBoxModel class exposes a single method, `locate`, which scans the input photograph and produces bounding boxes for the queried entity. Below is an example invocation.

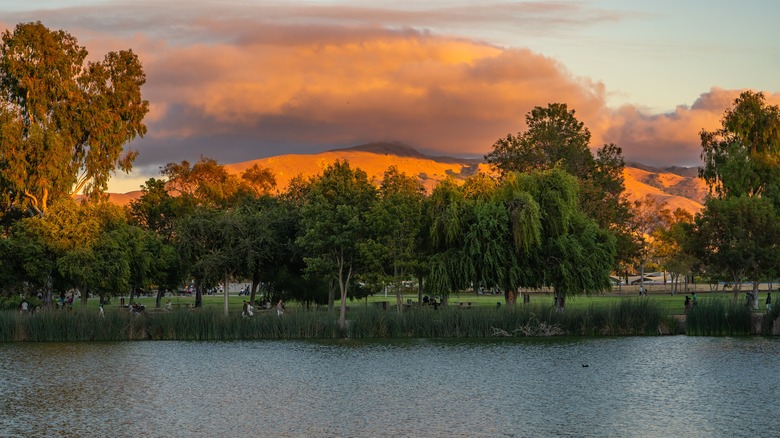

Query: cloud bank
[1,2,778,190]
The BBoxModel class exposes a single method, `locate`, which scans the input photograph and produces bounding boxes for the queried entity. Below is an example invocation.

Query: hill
[113,142,707,214]
[224,142,488,194]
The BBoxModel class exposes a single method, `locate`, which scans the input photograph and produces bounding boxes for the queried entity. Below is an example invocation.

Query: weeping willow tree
[426,178,468,303]
[494,173,542,305]
[425,169,612,309]
[519,168,616,311]
[426,173,543,306]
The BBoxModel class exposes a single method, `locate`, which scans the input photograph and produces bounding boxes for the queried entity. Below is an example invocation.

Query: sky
[2,0,779,193]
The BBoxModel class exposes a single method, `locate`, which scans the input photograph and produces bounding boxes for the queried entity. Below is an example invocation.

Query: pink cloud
[602,88,780,167]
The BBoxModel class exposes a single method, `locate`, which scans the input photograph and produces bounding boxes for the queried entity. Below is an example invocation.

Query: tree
[176,207,250,314]
[693,196,780,305]
[161,157,240,208]
[240,164,277,197]
[698,91,780,307]
[630,195,672,289]
[493,173,543,304]
[655,209,696,294]
[297,160,377,328]
[433,172,542,306]
[0,22,148,216]
[16,198,101,304]
[700,91,780,201]
[362,166,426,312]
[485,103,634,272]
[519,169,615,311]
[128,178,191,242]
[425,177,469,302]
[485,103,594,177]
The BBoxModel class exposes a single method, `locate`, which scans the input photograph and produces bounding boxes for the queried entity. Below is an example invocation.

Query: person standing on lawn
[766,293,772,313]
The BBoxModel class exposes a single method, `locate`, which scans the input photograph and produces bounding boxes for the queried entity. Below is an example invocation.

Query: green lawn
[66,286,767,317]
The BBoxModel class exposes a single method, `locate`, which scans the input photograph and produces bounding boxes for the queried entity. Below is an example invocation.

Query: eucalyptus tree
[0,22,148,216]
[700,91,780,202]
[297,160,377,328]
[362,166,425,312]
[697,91,780,307]
[161,157,241,209]
[240,163,277,197]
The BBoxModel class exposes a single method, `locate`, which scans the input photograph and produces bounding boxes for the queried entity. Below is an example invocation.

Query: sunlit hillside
[224,142,489,194]
[111,143,707,215]
[623,167,706,214]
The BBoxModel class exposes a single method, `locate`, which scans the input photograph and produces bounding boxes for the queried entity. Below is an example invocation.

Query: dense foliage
[1,21,778,318]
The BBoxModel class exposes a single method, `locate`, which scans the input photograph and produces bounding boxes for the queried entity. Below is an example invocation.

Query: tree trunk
[337,257,352,329]
[555,290,565,312]
[417,274,423,306]
[328,277,336,313]
[81,287,89,306]
[250,270,261,306]
[339,280,347,329]
[394,263,402,314]
[504,289,517,306]
[195,281,203,308]
[731,275,741,305]
[223,273,230,316]
[750,280,760,310]
[155,289,164,308]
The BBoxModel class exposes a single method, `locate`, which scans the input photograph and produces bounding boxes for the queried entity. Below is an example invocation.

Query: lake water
[1,337,779,437]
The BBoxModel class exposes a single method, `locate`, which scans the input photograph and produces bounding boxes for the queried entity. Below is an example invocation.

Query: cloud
[123,23,615,166]
[78,21,780,173]
[0,3,776,188]
[602,88,780,167]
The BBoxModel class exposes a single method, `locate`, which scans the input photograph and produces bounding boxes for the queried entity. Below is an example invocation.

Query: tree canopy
[485,103,633,272]
[0,22,149,216]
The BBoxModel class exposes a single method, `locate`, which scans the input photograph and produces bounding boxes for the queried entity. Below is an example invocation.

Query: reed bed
[0,299,686,342]
[684,298,753,336]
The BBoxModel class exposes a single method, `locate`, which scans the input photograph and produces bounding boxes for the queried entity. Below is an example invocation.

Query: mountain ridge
[111,142,706,214]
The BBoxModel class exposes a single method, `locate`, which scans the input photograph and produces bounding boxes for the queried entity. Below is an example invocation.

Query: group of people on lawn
[684,291,773,314]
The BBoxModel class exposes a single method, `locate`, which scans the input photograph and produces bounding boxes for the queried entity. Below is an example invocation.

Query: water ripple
[1,337,779,437]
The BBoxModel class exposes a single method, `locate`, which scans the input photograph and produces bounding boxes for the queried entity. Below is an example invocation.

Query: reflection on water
[1,337,779,437]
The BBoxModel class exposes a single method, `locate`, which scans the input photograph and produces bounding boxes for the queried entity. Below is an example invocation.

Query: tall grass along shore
[3,298,776,342]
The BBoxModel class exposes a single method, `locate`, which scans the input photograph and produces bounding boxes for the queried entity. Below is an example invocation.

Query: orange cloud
[124,25,616,165]
[1,12,776,174]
